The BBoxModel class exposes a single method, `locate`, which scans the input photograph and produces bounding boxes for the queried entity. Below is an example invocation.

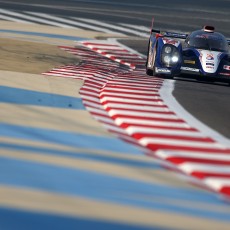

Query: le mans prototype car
[146,19,230,83]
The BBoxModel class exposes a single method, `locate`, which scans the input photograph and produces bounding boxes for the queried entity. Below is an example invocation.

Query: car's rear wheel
[146,68,153,76]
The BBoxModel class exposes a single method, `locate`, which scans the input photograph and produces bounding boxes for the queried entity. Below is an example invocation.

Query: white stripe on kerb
[107,109,178,119]
[100,97,163,105]
[100,92,160,99]
[103,103,169,112]
[156,150,230,161]
[139,138,225,149]
[102,87,158,93]
[87,107,109,116]
[84,45,125,51]
[179,162,230,174]
[81,95,101,103]
[126,126,204,137]
[107,81,155,87]
[204,178,230,191]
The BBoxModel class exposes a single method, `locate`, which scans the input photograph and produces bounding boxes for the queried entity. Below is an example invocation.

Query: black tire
[146,68,153,76]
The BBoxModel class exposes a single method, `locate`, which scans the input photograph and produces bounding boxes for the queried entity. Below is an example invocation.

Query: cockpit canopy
[185,29,229,52]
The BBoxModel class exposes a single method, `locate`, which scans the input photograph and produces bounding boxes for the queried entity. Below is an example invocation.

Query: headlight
[171,55,179,63]
[164,46,172,54]
[161,45,180,67]
[163,55,171,63]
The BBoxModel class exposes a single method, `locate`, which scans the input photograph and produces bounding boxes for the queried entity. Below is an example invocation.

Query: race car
[146,19,230,83]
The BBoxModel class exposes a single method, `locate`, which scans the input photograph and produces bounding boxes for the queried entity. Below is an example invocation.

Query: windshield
[187,31,229,52]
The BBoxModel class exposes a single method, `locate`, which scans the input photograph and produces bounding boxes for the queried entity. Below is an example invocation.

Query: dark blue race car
[146,19,230,83]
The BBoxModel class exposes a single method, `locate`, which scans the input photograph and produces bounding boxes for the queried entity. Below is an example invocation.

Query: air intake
[203,25,215,33]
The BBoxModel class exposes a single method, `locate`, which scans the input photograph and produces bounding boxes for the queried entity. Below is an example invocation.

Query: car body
[146,20,230,83]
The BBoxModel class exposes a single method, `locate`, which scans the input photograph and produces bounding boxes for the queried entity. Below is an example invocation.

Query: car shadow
[173,76,230,88]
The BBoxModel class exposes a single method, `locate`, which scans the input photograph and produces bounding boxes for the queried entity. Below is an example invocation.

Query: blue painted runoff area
[0,142,159,169]
[0,86,85,109]
[0,29,86,41]
[0,207,172,230]
[0,123,143,154]
[0,156,229,221]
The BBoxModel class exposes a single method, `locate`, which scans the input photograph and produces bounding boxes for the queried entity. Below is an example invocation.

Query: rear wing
[150,17,188,39]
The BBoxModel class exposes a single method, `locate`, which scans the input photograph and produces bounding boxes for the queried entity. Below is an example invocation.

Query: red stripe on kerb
[167,157,230,166]
[119,122,192,129]
[111,114,183,122]
[100,95,161,101]
[192,172,230,179]
[132,133,214,142]
[147,144,230,153]
[101,91,160,97]
[105,85,161,90]
[220,187,230,196]
[104,108,172,115]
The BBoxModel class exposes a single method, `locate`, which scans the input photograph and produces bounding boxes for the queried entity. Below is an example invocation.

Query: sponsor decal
[223,65,230,71]
[195,34,209,39]
[155,67,171,73]
[162,38,179,46]
[196,34,222,41]
[199,50,221,73]
[181,67,199,72]
[184,60,195,64]
[206,62,215,66]
[199,52,203,63]
[164,32,187,39]
[220,72,230,76]
[206,53,214,61]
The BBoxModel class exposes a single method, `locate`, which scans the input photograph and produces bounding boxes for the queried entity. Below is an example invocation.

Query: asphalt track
[1,0,230,230]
